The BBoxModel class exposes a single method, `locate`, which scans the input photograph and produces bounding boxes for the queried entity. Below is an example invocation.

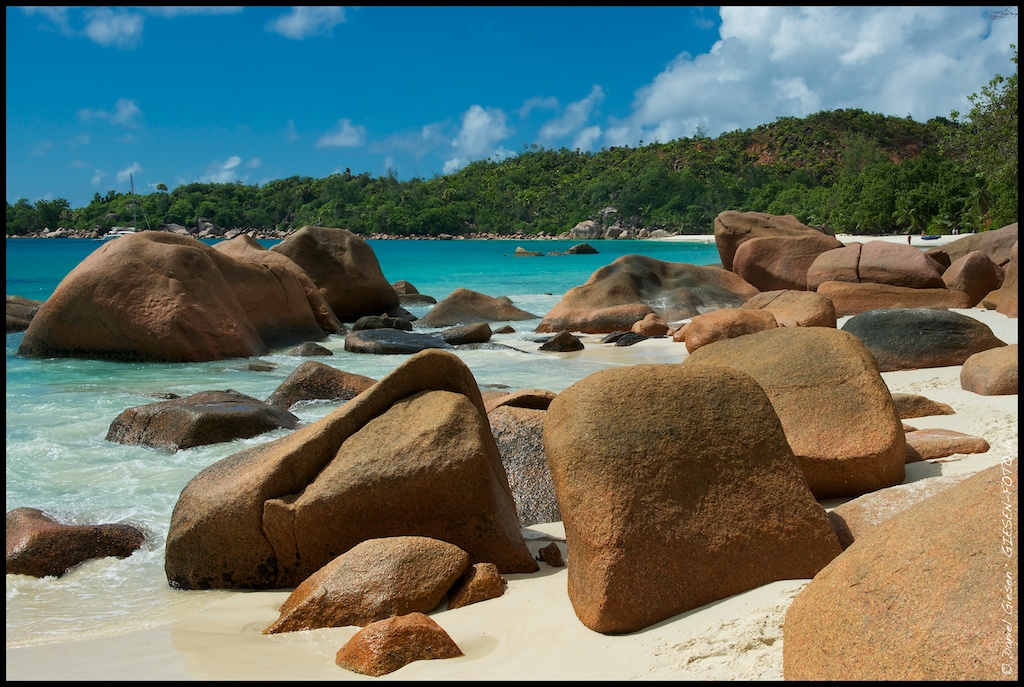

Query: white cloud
[619,6,1016,145]
[116,163,144,184]
[82,7,145,49]
[91,169,107,187]
[199,156,245,183]
[572,126,603,152]
[144,7,243,18]
[267,7,346,40]
[285,119,299,142]
[443,105,511,172]
[538,85,605,144]
[77,98,144,128]
[518,96,560,119]
[316,119,367,148]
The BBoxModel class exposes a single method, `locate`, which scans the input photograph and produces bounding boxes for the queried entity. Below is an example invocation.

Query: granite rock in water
[106,389,300,451]
[6,507,145,578]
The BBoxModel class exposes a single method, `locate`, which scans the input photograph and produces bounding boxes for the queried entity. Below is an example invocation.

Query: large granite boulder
[904,428,990,462]
[543,363,841,634]
[960,344,1018,395]
[214,234,345,335]
[740,289,837,328]
[6,507,145,578]
[816,280,972,316]
[841,308,1007,372]
[731,232,843,291]
[270,226,399,322]
[856,241,946,288]
[264,536,469,633]
[713,210,832,271]
[935,221,1018,267]
[684,327,905,499]
[415,288,539,328]
[536,255,759,334]
[105,390,300,451]
[18,232,335,362]
[784,464,1017,680]
[265,361,377,410]
[808,242,946,291]
[165,349,537,590]
[941,250,1005,307]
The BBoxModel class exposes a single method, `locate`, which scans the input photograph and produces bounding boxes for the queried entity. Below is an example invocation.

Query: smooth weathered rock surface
[685,327,905,499]
[536,254,759,334]
[544,363,841,634]
[335,612,463,677]
[784,465,1017,680]
[841,308,1006,372]
[960,344,1018,395]
[264,536,468,633]
[265,361,377,410]
[270,226,399,322]
[165,349,536,590]
[105,390,300,451]
[19,232,334,362]
[6,507,145,578]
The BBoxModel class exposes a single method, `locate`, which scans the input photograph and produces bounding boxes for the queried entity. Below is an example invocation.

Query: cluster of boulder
[6,214,1018,678]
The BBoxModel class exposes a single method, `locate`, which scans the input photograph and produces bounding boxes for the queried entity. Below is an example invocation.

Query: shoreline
[6,306,1017,681]
[7,231,972,248]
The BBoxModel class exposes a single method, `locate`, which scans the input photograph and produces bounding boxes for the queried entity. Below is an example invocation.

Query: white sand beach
[6,298,1016,681]
[658,231,971,249]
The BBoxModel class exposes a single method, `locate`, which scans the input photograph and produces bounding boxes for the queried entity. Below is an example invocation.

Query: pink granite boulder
[335,612,463,676]
[731,232,843,291]
[784,464,1017,680]
[685,327,905,499]
[536,254,759,334]
[682,307,778,353]
[713,210,833,271]
[740,289,837,328]
[264,536,469,633]
[543,362,841,634]
[960,344,1018,395]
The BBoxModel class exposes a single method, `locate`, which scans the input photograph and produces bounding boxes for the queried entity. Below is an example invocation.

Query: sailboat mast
[130,173,138,230]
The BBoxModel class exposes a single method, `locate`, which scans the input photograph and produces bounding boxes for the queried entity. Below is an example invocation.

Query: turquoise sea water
[5,236,719,647]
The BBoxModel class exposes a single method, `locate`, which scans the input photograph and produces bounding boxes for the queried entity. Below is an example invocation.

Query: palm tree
[968,173,994,230]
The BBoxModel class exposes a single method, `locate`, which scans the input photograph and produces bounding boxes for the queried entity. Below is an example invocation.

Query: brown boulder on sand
[536,254,759,334]
[270,226,399,322]
[336,612,463,677]
[164,349,537,590]
[713,210,833,272]
[784,464,1017,680]
[543,363,841,634]
[264,536,468,633]
[682,308,778,354]
[960,344,1018,396]
[740,289,837,328]
[730,232,843,291]
[684,327,905,499]
[18,232,334,363]
[6,507,145,578]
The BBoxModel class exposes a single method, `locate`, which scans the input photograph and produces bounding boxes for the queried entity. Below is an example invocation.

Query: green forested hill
[7,49,1017,238]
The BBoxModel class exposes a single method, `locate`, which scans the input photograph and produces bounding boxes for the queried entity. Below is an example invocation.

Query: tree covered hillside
[7,48,1017,238]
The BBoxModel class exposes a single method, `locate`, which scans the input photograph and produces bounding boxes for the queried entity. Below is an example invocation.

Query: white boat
[101,227,137,240]
[97,173,150,240]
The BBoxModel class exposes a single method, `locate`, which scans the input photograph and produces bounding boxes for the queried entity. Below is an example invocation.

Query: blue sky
[6,6,1018,209]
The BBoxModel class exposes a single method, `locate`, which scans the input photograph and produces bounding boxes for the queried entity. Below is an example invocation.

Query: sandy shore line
[5,307,1017,681]
[656,232,971,248]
